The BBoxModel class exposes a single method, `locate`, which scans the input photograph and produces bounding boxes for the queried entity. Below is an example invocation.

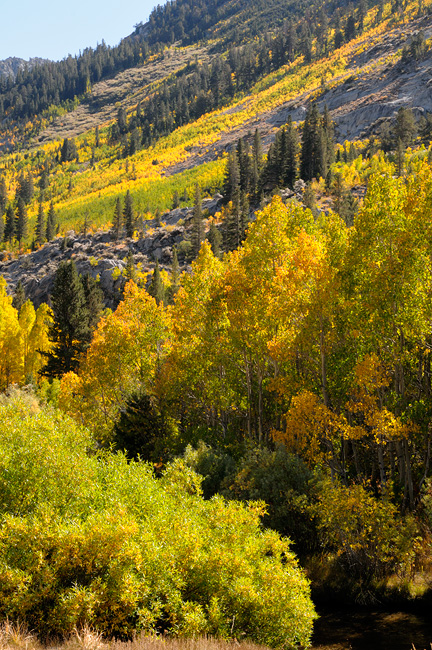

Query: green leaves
[0,393,316,647]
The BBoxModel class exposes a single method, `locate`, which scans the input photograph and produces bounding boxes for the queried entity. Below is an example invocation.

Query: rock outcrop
[0,195,224,309]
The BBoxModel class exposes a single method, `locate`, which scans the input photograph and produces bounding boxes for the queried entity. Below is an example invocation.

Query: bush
[183,441,236,499]
[0,393,316,647]
[221,446,317,556]
[312,478,417,588]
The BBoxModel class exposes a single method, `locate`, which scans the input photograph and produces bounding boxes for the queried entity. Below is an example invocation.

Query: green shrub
[0,393,316,647]
[312,478,417,588]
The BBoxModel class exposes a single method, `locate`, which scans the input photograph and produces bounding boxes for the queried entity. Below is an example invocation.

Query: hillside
[4,0,432,644]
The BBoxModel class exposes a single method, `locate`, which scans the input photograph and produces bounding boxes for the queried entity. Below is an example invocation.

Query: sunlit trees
[60,281,171,441]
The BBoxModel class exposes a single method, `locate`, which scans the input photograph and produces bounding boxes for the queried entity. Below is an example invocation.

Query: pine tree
[191,184,204,258]
[283,117,299,188]
[321,105,335,176]
[166,248,180,304]
[4,204,15,243]
[0,177,7,214]
[395,107,417,149]
[237,138,253,195]
[172,190,180,209]
[60,137,78,163]
[123,190,134,238]
[0,214,4,243]
[124,250,137,282]
[112,197,123,240]
[240,191,250,242]
[300,103,325,181]
[223,150,241,207]
[207,221,222,258]
[12,280,26,313]
[148,260,165,305]
[41,261,91,378]
[251,129,263,201]
[81,273,104,331]
[35,201,45,246]
[16,197,28,247]
[46,202,57,241]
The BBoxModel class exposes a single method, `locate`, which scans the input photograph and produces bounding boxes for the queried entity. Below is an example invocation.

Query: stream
[312,607,432,650]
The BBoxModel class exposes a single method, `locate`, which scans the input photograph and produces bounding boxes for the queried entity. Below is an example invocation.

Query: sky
[0,0,165,62]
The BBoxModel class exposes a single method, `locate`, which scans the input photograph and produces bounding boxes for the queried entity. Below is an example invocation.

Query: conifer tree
[112,197,123,240]
[123,190,134,238]
[223,150,241,207]
[0,177,7,214]
[240,191,250,241]
[321,105,335,176]
[16,197,28,247]
[191,184,204,258]
[166,248,180,305]
[395,107,417,149]
[124,250,137,283]
[35,201,45,246]
[237,138,253,195]
[207,221,222,258]
[148,259,165,305]
[300,103,325,181]
[4,204,15,243]
[12,280,26,313]
[41,261,91,378]
[283,117,299,188]
[81,273,104,331]
[172,190,180,209]
[46,202,57,241]
[0,214,4,243]
[60,137,78,163]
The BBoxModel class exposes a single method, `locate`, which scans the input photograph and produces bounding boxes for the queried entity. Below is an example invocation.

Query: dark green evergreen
[113,391,171,462]
[60,138,78,163]
[35,201,45,246]
[148,260,165,305]
[300,103,325,181]
[81,273,104,331]
[0,178,7,214]
[124,250,138,283]
[41,261,91,378]
[112,197,123,240]
[207,221,222,258]
[123,190,135,238]
[283,117,299,188]
[46,202,57,241]
[16,197,28,247]
[12,280,26,313]
[191,184,204,258]
[4,204,15,243]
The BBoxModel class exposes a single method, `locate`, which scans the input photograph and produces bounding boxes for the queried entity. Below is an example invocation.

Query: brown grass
[0,626,270,650]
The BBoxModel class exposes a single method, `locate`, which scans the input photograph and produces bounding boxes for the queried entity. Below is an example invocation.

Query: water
[312,607,432,650]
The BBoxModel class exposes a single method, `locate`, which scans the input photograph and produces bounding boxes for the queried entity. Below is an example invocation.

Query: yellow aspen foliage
[0,277,23,389]
[59,281,171,442]
[346,354,411,443]
[27,302,54,378]
[274,390,346,469]
[18,300,36,379]
[162,242,230,418]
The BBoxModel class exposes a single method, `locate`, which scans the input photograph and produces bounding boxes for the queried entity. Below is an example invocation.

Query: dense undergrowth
[0,389,316,647]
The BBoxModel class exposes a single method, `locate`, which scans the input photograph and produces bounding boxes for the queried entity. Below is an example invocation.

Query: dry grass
[0,626,270,650]
[110,636,268,650]
[0,622,41,650]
